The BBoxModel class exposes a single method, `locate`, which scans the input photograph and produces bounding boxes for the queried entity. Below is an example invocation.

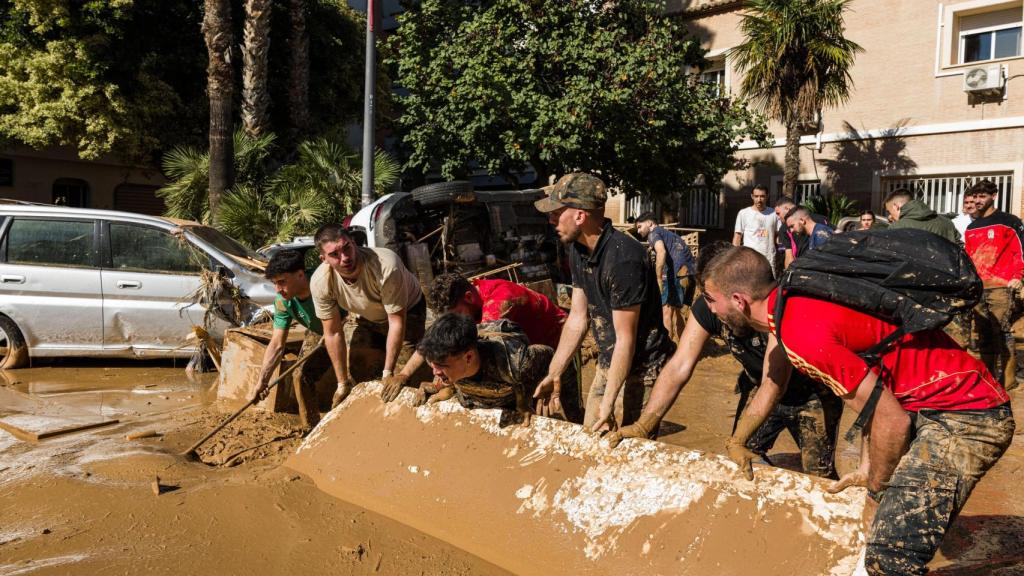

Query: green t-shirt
[272,271,347,334]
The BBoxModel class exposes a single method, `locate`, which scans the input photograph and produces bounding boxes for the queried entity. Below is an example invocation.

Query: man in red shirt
[964,178,1024,389]
[700,245,1013,576]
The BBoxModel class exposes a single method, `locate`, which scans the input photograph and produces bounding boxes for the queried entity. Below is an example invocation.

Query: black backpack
[774,228,982,440]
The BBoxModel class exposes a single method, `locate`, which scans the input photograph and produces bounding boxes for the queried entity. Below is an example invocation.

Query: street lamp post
[360,0,378,208]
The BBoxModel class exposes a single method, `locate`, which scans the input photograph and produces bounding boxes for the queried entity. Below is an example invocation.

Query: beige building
[0,147,166,215]
[662,0,1024,232]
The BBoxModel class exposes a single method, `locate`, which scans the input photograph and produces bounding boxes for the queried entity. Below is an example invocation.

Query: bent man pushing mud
[310,224,430,407]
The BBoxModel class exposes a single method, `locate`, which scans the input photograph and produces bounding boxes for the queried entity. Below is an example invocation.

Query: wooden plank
[0,413,119,443]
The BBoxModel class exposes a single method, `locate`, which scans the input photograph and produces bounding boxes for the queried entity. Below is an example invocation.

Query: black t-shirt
[689,296,820,406]
[568,220,674,370]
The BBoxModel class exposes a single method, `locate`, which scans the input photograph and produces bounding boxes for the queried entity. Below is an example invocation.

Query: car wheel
[411,181,475,208]
[0,315,29,370]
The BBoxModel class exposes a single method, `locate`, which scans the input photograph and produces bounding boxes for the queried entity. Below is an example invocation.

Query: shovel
[182,337,325,461]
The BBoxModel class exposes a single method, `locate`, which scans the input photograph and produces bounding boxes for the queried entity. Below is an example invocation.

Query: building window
[52,178,90,208]
[699,59,726,95]
[959,7,1023,63]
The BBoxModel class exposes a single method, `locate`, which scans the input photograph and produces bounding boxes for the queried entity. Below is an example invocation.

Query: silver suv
[0,202,276,369]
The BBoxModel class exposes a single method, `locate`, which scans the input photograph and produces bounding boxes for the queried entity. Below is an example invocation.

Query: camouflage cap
[534,173,608,213]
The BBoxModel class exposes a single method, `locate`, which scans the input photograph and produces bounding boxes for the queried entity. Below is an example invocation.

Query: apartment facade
[664,0,1024,230]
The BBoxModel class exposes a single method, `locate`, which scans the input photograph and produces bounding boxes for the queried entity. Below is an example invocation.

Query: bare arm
[732,333,791,440]
[653,240,668,284]
[638,316,710,421]
[591,305,640,431]
[841,370,910,493]
[384,309,408,375]
[254,327,289,397]
[533,287,589,413]
[322,315,351,384]
[732,231,743,246]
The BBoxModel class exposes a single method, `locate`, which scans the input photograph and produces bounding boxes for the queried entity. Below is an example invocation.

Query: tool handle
[183,337,325,456]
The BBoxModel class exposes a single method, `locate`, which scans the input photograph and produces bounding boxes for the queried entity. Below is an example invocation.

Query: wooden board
[0,414,119,442]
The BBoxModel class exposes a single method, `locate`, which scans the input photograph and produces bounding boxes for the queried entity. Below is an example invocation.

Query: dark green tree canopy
[390,0,769,197]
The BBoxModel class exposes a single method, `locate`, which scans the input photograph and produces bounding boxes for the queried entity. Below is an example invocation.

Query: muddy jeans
[866,403,1015,576]
[583,358,665,433]
[347,297,431,384]
[971,287,1017,388]
[296,331,333,429]
[736,381,843,479]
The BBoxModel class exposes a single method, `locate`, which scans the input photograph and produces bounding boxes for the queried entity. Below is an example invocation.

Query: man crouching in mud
[701,245,1013,576]
[416,313,550,424]
[606,242,843,481]
[310,224,430,408]
[532,173,675,434]
[253,250,343,433]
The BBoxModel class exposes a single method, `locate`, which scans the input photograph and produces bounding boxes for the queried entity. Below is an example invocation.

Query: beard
[559,225,582,245]
[718,306,752,334]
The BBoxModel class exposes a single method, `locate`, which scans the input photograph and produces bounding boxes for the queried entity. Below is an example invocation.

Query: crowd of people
[253,172,1017,576]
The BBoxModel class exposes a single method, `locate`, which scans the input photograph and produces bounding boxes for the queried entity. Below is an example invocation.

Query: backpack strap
[843,326,906,443]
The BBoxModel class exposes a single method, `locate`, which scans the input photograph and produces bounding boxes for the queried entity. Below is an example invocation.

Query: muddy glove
[605,412,660,449]
[331,378,354,409]
[380,373,408,403]
[726,411,763,481]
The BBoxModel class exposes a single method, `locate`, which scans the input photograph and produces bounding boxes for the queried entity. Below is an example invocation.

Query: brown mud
[2,349,1023,574]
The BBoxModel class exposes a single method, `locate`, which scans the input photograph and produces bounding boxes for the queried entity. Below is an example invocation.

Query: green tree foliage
[730,0,861,199]
[157,131,400,248]
[0,0,382,164]
[389,0,769,197]
[0,0,207,162]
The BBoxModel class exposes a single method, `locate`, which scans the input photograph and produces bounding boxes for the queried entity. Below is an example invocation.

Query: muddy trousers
[971,287,1017,389]
[865,404,1015,576]
[346,297,431,384]
[736,383,843,479]
[583,358,664,434]
[296,332,333,429]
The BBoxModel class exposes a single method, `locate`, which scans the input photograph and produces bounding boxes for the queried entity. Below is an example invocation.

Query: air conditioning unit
[963,65,1003,94]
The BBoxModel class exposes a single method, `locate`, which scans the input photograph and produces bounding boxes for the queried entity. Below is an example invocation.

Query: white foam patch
[0,553,90,576]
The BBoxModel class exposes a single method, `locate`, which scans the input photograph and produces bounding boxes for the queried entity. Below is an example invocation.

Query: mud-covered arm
[639,316,710,421]
[322,315,351,385]
[254,327,289,397]
[842,370,910,493]
[383,308,407,376]
[731,333,790,443]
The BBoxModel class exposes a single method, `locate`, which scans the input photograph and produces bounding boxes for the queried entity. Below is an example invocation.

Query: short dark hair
[785,205,810,221]
[968,179,998,196]
[428,273,474,314]
[883,188,913,205]
[314,223,354,251]
[860,210,875,218]
[696,241,734,290]
[702,245,776,300]
[417,312,478,363]
[752,184,769,194]
[264,250,306,279]
[636,211,658,225]
[774,196,795,209]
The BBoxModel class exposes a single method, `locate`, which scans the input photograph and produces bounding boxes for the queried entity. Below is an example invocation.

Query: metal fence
[882,173,1013,214]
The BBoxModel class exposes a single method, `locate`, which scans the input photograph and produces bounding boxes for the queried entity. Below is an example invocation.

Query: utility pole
[360,0,378,208]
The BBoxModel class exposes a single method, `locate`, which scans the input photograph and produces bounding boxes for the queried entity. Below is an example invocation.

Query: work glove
[413,382,455,407]
[727,410,764,480]
[331,378,354,409]
[605,412,660,449]
[380,373,408,403]
[827,469,868,494]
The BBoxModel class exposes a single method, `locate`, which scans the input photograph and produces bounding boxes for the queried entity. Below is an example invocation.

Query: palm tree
[202,0,235,224]
[242,0,272,137]
[287,0,311,145]
[730,0,861,199]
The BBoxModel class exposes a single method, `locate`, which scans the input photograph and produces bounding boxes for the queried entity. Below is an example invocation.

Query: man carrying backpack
[700,243,1013,576]
[964,178,1024,390]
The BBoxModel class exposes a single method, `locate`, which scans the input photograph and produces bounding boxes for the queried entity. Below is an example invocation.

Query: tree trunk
[203,0,234,225]
[241,0,271,138]
[287,0,311,145]
[782,117,801,201]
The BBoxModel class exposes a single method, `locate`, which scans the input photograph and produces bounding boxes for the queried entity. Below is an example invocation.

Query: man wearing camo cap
[532,173,676,435]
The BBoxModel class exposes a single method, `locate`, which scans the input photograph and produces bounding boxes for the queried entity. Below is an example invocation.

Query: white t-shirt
[734,206,778,263]
[952,212,973,239]
[310,247,422,323]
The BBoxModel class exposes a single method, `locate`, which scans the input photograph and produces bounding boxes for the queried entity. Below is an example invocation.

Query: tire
[0,315,29,370]
[411,181,475,208]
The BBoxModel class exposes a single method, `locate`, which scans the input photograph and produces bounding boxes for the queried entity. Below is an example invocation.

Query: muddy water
[2,353,1024,574]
